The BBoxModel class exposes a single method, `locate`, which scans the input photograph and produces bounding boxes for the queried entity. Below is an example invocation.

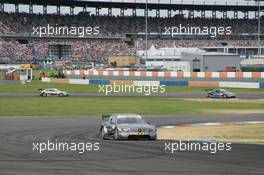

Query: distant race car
[207,89,236,98]
[100,114,157,140]
[40,88,69,97]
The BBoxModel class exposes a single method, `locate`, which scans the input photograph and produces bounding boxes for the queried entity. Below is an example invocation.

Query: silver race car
[207,89,236,98]
[40,88,69,97]
[100,114,157,140]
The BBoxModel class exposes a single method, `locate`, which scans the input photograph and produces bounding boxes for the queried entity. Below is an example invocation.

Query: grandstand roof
[1,0,263,11]
[0,34,127,41]
[182,51,239,56]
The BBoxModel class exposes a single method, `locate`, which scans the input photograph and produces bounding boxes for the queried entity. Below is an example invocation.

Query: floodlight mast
[257,0,261,59]
[145,0,148,61]
[248,0,262,58]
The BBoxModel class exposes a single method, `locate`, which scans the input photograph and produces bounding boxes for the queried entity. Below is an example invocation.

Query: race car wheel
[101,126,107,140]
[149,137,157,141]
[58,93,63,97]
[42,93,47,97]
[113,129,119,140]
[148,135,157,140]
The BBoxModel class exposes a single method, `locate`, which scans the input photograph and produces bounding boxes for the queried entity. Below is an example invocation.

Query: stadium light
[246,0,263,58]
[145,0,148,61]
[257,0,261,59]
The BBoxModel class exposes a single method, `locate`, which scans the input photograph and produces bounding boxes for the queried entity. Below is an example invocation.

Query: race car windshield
[117,117,144,124]
[219,89,227,92]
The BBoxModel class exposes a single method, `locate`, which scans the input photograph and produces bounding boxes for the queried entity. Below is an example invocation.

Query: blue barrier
[160,81,188,86]
[260,82,264,88]
[89,79,110,85]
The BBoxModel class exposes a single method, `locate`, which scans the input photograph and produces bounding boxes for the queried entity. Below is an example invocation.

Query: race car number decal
[137,132,144,135]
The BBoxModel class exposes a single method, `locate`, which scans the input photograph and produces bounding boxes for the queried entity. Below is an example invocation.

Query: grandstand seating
[0,12,263,62]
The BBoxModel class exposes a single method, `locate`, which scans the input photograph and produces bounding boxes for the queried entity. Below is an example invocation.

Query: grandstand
[0,0,263,64]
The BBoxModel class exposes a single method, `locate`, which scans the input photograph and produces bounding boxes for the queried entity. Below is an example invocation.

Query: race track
[1,92,264,99]
[0,115,263,175]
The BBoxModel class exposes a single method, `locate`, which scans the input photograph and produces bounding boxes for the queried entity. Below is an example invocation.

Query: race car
[207,89,236,98]
[40,88,69,97]
[100,114,157,140]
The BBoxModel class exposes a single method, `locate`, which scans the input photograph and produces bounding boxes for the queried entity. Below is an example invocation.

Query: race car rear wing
[102,115,111,121]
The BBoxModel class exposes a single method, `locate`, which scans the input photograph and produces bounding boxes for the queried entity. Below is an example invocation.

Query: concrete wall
[108,56,139,66]
[181,52,241,71]
[203,55,242,72]
[145,61,190,71]
[0,80,25,84]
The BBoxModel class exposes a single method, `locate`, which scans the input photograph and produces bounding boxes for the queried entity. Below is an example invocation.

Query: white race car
[40,88,69,97]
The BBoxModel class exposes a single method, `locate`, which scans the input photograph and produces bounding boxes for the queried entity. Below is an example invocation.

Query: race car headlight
[118,128,130,132]
[149,128,156,132]
[123,128,130,132]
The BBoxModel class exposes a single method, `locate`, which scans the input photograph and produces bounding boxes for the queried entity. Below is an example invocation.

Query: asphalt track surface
[0,92,264,99]
[0,115,264,175]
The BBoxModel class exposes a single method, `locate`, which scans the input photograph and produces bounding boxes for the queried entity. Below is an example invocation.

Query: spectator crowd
[0,12,263,63]
[0,12,263,36]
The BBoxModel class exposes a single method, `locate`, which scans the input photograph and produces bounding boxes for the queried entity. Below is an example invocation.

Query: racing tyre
[42,93,47,97]
[149,136,157,141]
[101,127,107,140]
[113,129,119,140]
[58,93,63,97]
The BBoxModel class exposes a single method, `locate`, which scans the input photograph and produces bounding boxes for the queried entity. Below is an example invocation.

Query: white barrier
[41,78,50,83]
[219,81,260,89]
[69,79,89,85]
[133,81,160,86]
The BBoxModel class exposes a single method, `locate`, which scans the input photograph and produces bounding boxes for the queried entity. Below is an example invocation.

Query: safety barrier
[110,80,134,85]
[41,78,264,89]
[89,79,110,85]
[50,78,69,84]
[189,81,219,87]
[219,81,260,89]
[64,70,264,79]
[133,81,160,86]
[0,80,26,84]
[69,79,89,85]
[260,82,264,88]
[41,77,50,83]
[160,81,188,86]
